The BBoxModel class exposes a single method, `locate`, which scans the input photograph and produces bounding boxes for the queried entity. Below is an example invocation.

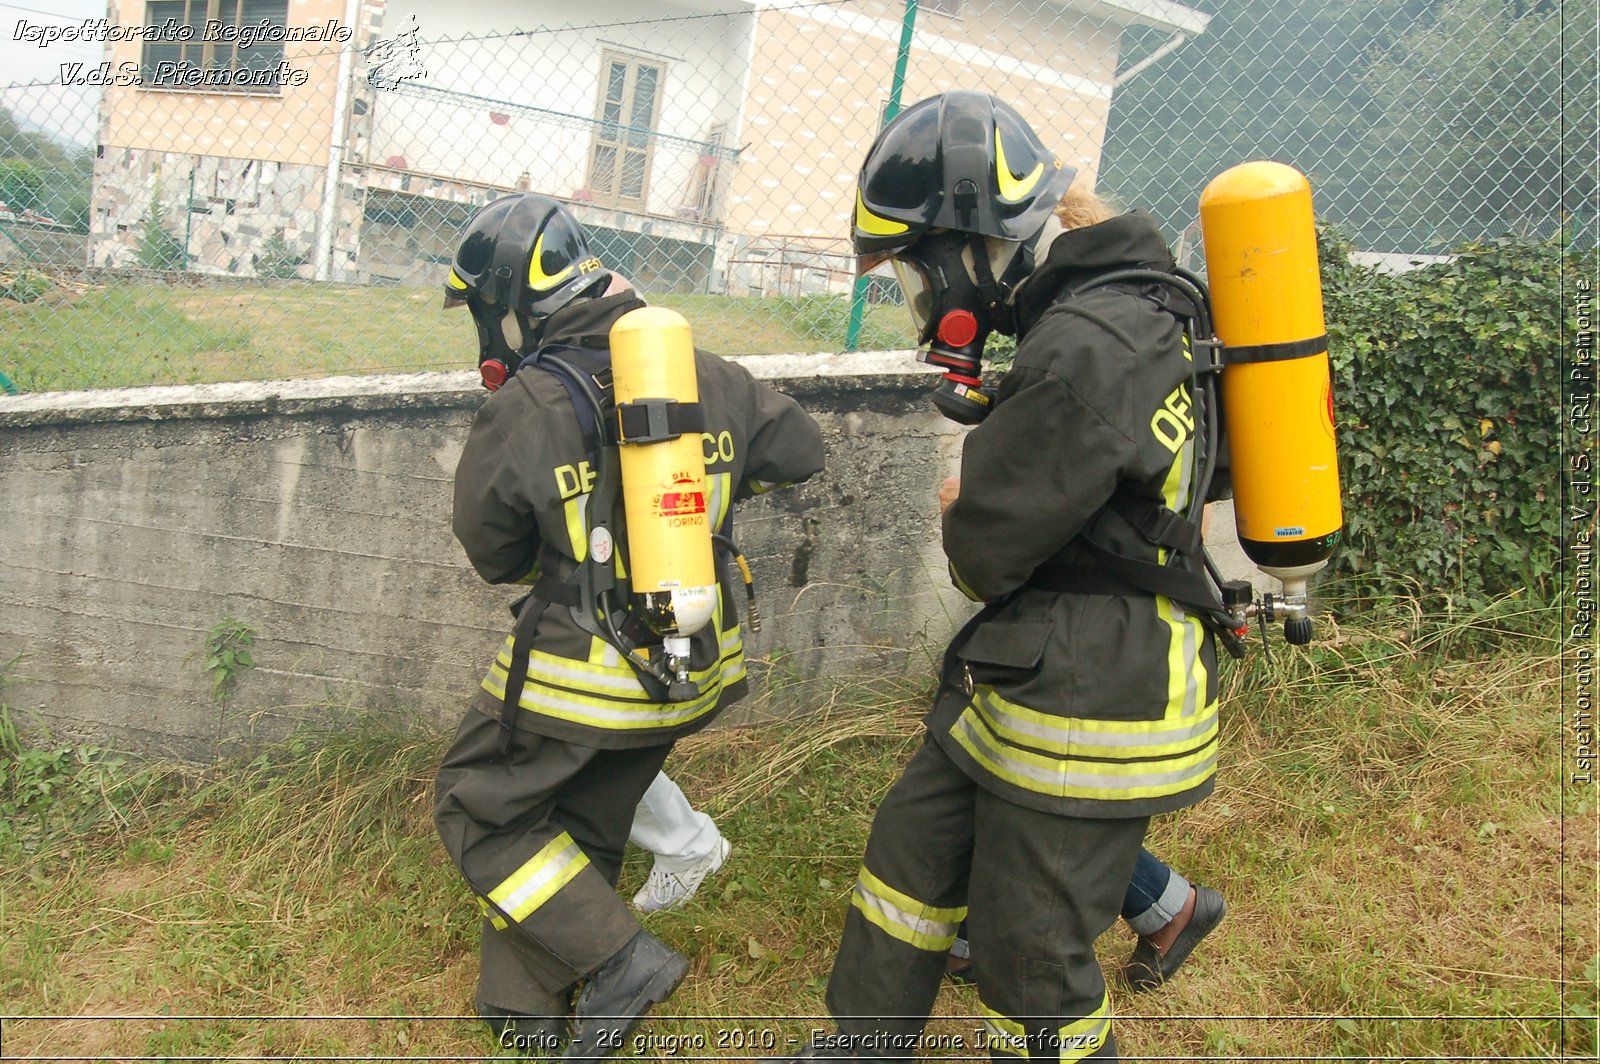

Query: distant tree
[1099,0,1582,253]
[138,190,185,271]
[0,107,93,232]
[1360,0,1594,248]
[254,228,308,279]
[0,159,45,213]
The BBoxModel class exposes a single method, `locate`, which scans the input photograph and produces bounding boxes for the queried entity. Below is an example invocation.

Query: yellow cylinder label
[610,308,716,593]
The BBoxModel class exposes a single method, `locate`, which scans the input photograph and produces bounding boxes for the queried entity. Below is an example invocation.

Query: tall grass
[1,598,1591,1061]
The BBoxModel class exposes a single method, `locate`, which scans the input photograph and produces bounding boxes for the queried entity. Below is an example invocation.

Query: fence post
[183,165,194,273]
[316,0,362,282]
[845,0,917,352]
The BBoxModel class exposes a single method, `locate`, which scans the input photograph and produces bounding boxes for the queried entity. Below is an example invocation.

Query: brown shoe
[1121,884,1226,992]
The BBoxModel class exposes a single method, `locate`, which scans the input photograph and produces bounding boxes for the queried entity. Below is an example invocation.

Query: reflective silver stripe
[982,991,1111,1061]
[1059,1013,1111,1062]
[485,651,746,730]
[491,643,651,694]
[951,708,1217,799]
[518,684,720,726]
[1164,592,1203,716]
[974,688,1216,751]
[487,833,590,926]
[849,866,965,952]
[981,1008,1028,1058]
[709,471,731,532]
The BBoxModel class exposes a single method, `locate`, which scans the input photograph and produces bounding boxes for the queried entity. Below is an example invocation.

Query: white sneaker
[632,837,731,913]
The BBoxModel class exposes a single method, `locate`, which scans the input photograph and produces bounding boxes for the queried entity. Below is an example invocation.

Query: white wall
[370,0,751,215]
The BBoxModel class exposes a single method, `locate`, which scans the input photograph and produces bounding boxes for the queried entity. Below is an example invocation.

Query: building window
[587,52,664,208]
[140,0,290,93]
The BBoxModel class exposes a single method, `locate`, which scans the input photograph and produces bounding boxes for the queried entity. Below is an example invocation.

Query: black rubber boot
[564,930,689,1060]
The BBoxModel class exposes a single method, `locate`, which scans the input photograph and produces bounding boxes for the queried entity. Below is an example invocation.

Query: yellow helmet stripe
[855,189,909,237]
[446,268,468,290]
[528,233,575,291]
[994,130,1044,203]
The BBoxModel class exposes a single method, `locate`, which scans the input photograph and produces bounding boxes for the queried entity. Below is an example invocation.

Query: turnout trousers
[433,709,672,1019]
[825,735,1146,1062]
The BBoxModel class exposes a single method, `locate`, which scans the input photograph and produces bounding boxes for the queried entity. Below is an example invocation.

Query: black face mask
[469,301,540,392]
[893,231,1024,425]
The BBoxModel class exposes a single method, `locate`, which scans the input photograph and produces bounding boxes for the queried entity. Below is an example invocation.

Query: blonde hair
[1054,182,1116,232]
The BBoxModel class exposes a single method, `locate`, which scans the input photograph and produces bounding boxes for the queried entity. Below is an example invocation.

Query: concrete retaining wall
[0,354,1257,762]
[0,355,975,761]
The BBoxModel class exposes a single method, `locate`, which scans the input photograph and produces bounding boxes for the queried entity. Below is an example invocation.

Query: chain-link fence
[0,0,1594,393]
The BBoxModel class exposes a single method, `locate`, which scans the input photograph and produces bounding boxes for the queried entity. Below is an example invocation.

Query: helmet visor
[890,256,937,338]
[855,249,897,278]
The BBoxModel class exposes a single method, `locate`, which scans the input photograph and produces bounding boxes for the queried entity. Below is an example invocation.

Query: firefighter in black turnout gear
[433,194,824,1058]
[790,92,1229,1062]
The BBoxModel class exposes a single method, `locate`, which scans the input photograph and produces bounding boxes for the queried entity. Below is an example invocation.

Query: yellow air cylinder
[609,307,718,639]
[1199,161,1342,593]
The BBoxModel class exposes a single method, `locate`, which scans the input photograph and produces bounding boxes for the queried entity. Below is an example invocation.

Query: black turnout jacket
[453,293,825,749]
[933,212,1224,818]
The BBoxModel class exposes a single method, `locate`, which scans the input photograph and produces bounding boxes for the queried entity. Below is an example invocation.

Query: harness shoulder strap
[527,343,614,450]
[1028,269,1245,650]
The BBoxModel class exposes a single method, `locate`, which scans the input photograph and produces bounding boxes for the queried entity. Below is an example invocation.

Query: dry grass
[0,600,1593,1061]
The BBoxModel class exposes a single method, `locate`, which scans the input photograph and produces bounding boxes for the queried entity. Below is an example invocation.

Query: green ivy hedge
[1318,230,1590,607]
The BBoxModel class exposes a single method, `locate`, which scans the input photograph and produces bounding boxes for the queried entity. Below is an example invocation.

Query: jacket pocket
[957,618,1055,687]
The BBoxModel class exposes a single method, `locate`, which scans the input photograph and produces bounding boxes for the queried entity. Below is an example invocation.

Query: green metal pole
[183,166,194,273]
[845,0,916,352]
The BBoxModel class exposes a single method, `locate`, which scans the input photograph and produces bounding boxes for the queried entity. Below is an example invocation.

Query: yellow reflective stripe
[446,268,468,290]
[479,564,747,729]
[487,638,651,696]
[849,865,967,952]
[1158,595,1206,720]
[949,562,982,602]
[1154,416,1207,722]
[484,618,743,698]
[855,189,909,236]
[485,832,590,926]
[950,705,1216,801]
[973,687,1217,760]
[527,232,574,291]
[981,1008,1029,1058]
[708,471,732,529]
[1057,996,1112,1062]
[982,992,1111,1061]
[1155,417,1191,565]
[481,647,745,730]
[514,687,719,729]
[994,130,1044,202]
[476,894,509,931]
[476,656,716,713]
[564,495,588,560]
